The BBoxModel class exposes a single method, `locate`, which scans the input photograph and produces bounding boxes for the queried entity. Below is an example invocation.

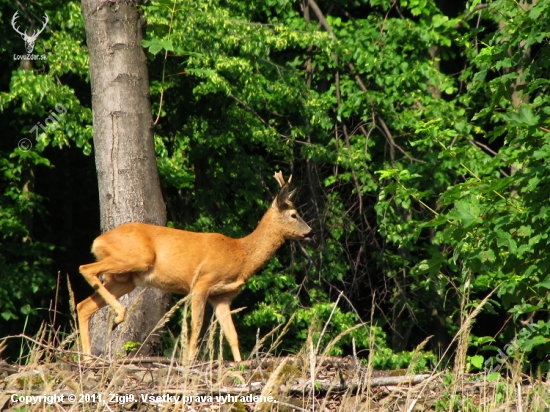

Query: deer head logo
[11,11,49,54]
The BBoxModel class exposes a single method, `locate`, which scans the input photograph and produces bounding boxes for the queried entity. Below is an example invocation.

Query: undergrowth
[1,289,550,411]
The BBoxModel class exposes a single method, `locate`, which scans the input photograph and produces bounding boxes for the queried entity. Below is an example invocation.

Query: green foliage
[121,341,142,354]
[429,0,550,364]
[139,0,451,363]
[0,0,92,341]
[4,0,550,373]
[374,0,550,368]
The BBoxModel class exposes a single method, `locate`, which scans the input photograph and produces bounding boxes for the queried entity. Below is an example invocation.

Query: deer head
[11,12,49,54]
[271,171,314,240]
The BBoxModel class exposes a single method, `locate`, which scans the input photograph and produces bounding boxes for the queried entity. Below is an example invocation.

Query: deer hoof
[114,311,125,324]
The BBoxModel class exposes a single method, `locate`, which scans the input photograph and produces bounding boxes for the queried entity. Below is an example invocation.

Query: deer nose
[304,230,315,239]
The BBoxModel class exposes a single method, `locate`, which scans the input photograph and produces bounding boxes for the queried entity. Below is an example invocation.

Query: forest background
[1,0,550,377]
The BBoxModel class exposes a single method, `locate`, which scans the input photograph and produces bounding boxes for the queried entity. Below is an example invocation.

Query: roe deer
[77,172,313,361]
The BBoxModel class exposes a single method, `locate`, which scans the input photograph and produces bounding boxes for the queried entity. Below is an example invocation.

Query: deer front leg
[210,295,241,362]
[188,292,208,360]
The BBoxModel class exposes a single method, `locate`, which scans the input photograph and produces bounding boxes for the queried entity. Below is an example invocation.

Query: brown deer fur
[76,172,313,361]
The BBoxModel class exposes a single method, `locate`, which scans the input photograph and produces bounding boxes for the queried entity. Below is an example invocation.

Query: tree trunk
[81,0,170,358]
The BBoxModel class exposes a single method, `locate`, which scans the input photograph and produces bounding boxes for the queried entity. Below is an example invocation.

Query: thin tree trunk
[81,0,170,357]
[498,0,534,187]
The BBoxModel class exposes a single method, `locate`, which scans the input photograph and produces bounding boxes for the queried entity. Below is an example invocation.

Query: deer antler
[34,14,49,38]
[11,12,26,37]
[274,171,292,187]
[273,171,284,187]
[11,12,48,39]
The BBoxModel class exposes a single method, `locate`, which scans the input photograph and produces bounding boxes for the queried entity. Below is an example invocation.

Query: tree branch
[308,0,422,163]
[458,4,490,28]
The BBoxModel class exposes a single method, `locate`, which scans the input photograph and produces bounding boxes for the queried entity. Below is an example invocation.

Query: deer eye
[291,213,297,219]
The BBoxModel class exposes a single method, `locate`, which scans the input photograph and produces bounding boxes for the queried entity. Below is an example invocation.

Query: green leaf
[469,355,485,369]
[20,304,31,315]
[1,311,16,321]
[432,14,448,28]
[487,372,501,382]
[448,199,481,228]
[142,39,174,55]
[522,335,547,352]
[375,169,400,180]
[504,105,539,127]
[478,249,496,263]
[414,251,445,277]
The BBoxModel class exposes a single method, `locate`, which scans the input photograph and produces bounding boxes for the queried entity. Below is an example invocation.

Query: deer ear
[288,188,297,199]
[274,183,290,210]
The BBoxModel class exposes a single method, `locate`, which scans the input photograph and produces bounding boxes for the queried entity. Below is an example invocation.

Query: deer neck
[238,208,285,279]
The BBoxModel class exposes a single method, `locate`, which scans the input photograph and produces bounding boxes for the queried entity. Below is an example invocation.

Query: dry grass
[1,288,550,411]
[1,326,550,411]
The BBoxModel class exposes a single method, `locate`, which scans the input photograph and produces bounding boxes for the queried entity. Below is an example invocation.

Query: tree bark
[81,0,170,357]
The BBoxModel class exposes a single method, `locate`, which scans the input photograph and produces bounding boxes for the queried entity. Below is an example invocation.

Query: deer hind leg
[187,292,208,361]
[77,292,105,356]
[77,272,136,355]
[79,259,140,323]
[210,295,241,362]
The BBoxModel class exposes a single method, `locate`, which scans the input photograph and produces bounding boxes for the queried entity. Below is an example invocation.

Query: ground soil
[0,356,547,411]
